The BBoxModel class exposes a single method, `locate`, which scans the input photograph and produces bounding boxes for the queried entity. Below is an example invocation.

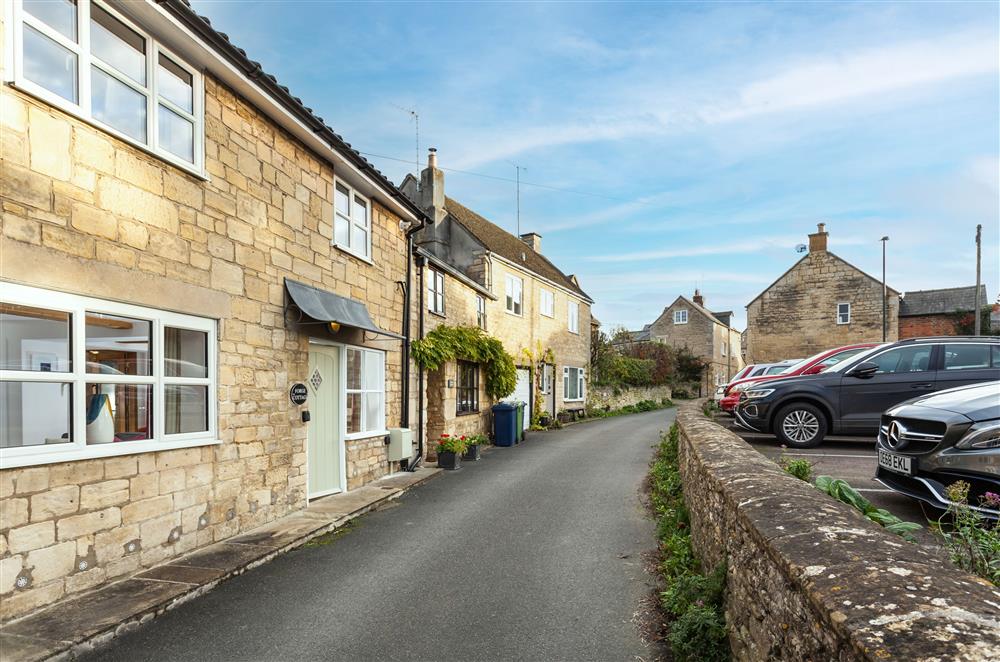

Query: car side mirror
[847,361,879,379]
[802,364,824,375]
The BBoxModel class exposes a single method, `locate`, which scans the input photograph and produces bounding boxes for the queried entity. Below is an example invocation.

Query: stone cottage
[744,224,900,363]
[899,285,990,337]
[641,291,744,393]
[401,151,593,430]
[0,0,428,620]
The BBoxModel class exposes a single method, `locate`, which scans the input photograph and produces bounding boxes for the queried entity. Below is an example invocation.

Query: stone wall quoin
[673,402,1000,661]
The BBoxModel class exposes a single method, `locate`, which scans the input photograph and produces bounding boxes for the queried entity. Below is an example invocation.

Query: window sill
[563,398,585,403]
[456,410,481,417]
[505,310,523,318]
[429,309,447,319]
[0,436,221,470]
[344,429,389,442]
[332,243,374,266]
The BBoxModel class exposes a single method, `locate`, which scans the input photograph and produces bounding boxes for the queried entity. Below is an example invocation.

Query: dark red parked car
[720,343,877,412]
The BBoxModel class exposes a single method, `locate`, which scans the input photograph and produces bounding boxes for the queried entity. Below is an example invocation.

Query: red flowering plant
[435,433,467,455]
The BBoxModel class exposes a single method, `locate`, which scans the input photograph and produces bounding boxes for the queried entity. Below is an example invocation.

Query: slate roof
[899,285,989,317]
[159,0,426,222]
[443,197,591,301]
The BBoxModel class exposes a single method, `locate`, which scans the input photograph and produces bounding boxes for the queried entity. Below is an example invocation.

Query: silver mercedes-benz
[876,380,1000,519]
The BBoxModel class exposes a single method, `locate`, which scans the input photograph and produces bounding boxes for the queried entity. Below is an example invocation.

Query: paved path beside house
[83,410,674,662]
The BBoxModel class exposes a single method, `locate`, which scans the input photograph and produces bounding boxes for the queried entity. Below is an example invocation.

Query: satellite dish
[795,244,808,253]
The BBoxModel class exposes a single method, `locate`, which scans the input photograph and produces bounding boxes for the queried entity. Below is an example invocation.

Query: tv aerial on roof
[795,244,808,253]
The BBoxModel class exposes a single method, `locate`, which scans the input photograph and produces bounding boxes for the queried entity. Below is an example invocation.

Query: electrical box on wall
[387,428,413,462]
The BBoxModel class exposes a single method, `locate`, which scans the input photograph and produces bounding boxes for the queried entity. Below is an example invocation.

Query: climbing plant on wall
[411,325,518,399]
[521,342,555,426]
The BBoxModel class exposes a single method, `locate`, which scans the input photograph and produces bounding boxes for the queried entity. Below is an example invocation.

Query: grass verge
[650,422,729,662]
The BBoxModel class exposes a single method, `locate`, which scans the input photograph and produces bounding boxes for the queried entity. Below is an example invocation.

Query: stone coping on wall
[674,402,1000,661]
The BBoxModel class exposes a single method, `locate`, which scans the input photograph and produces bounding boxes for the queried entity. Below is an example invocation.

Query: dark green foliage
[669,605,730,662]
[591,328,708,388]
[411,325,517,399]
[650,423,730,661]
[778,456,814,482]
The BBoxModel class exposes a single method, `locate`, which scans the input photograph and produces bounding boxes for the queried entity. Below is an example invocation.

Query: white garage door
[505,368,532,431]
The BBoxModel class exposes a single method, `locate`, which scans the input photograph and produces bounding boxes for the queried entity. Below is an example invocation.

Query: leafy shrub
[662,560,726,616]
[411,325,517,398]
[669,605,729,662]
[673,388,691,399]
[778,456,814,482]
[662,397,674,406]
[934,482,1000,585]
[815,475,923,541]
[702,400,720,417]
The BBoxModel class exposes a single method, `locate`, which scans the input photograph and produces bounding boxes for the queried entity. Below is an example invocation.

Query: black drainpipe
[402,221,426,471]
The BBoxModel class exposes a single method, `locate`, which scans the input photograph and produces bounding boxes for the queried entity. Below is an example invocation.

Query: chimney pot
[808,222,829,253]
[427,147,438,169]
[693,289,705,306]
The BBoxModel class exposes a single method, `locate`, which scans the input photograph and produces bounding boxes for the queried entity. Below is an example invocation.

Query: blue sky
[192,0,999,331]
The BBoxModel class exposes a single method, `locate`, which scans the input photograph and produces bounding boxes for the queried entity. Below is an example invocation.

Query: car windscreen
[824,343,891,372]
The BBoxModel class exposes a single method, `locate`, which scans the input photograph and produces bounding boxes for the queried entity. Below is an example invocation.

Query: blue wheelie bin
[492,403,517,447]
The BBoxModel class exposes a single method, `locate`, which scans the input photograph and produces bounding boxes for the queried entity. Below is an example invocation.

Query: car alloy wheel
[781,409,820,444]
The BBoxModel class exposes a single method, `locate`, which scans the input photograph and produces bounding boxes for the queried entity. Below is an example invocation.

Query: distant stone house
[401,151,593,432]
[642,291,744,392]
[899,285,990,337]
[0,0,429,620]
[744,224,900,363]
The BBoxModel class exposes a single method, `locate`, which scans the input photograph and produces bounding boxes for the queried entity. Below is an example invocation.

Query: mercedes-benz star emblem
[887,420,907,450]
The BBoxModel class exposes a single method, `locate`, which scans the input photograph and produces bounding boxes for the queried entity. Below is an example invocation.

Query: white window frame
[476,295,487,330]
[427,269,445,315]
[568,300,579,334]
[837,302,851,325]
[563,366,585,402]
[0,282,218,469]
[332,178,372,262]
[8,0,205,176]
[505,274,523,316]
[539,288,554,318]
[344,346,385,439]
[674,309,688,324]
[721,341,727,357]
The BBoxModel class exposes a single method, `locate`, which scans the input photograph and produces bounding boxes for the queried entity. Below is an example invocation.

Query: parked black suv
[734,337,1000,447]
[875,380,1000,519]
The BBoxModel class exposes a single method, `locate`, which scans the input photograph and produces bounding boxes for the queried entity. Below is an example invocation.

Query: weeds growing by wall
[650,423,730,662]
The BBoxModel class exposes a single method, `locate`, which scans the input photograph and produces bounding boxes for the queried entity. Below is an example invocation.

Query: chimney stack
[808,222,829,253]
[520,232,542,253]
[693,289,705,306]
[419,148,446,224]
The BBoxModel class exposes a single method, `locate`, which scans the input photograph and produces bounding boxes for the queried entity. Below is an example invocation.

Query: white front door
[307,345,343,498]
[507,368,532,431]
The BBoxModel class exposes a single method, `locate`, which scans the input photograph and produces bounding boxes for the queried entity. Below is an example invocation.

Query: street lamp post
[880,236,889,341]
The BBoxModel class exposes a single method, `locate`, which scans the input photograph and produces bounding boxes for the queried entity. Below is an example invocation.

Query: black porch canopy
[284,278,404,340]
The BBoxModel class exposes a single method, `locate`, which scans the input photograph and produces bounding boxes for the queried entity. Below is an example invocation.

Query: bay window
[333,180,371,261]
[0,283,217,468]
[11,0,204,172]
[345,347,385,436]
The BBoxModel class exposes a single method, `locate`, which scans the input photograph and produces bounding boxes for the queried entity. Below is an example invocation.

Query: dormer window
[673,310,688,324]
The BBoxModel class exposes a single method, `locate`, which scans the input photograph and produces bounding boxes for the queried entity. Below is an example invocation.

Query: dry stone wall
[587,385,672,411]
[674,404,1000,661]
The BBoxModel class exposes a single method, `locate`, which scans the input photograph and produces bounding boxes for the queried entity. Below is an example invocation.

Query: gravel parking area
[710,412,945,549]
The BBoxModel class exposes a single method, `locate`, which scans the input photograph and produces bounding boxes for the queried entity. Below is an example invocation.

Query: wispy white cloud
[586,235,870,263]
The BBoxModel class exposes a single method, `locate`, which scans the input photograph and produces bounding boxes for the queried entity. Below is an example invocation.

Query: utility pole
[975,224,982,336]
[880,236,889,341]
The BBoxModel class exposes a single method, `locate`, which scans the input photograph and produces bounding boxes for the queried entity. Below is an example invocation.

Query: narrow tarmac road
[86,409,675,662]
